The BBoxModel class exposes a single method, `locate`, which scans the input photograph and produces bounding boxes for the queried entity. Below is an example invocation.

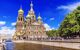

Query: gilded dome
[18,9,24,13]
[26,14,31,18]
[38,16,42,20]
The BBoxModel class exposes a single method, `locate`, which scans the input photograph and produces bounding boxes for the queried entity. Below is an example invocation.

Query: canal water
[5,42,14,50]
[14,43,77,50]
[5,41,78,50]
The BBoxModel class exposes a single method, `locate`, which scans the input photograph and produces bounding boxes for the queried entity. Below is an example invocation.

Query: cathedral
[13,2,47,40]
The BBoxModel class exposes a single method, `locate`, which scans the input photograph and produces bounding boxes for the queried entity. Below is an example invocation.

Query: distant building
[0,34,12,41]
[13,1,47,40]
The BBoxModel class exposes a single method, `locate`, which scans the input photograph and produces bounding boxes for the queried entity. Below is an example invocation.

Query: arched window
[21,17,22,21]
[37,32,38,34]
[29,32,30,34]
[33,16,34,19]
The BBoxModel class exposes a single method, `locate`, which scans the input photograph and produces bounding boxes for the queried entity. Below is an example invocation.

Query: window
[21,17,22,21]
[29,32,30,34]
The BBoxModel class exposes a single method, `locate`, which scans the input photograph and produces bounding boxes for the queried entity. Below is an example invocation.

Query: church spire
[30,1,34,11]
[28,1,35,16]
[38,13,42,20]
[38,13,42,24]
[20,5,22,10]
[26,1,36,23]
[18,5,24,13]
[17,5,24,22]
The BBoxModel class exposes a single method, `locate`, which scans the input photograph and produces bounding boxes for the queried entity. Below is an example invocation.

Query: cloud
[0,21,6,26]
[0,26,15,35]
[57,2,80,11]
[50,18,54,20]
[11,22,16,26]
[44,23,54,31]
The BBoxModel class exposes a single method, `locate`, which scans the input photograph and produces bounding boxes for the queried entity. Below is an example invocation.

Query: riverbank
[13,40,80,50]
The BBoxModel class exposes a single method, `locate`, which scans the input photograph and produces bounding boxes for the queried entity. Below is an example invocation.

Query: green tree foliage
[46,6,80,38]
[46,30,58,37]
[58,6,80,38]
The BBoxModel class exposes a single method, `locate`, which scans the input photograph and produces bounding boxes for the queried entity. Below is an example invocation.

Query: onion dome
[38,16,42,20]
[38,13,42,20]
[26,14,31,18]
[18,6,24,13]
[18,9,24,13]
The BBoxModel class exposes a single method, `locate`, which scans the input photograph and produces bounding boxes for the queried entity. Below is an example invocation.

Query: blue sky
[0,0,80,34]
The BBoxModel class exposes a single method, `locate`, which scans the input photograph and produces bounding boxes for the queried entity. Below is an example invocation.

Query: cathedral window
[24,24,26,27]
[29,32,30,34]
[19,14,22,16]
[21,17,23,21]
[32,16,34,19]
[37,32,38,34]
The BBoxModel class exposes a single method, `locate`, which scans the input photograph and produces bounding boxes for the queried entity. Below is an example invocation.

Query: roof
[32,22,40,25]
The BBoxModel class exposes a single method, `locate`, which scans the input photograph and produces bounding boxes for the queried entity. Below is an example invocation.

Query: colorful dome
[18,9,24,13]
[26,14,31,18]
[38,16,42,20]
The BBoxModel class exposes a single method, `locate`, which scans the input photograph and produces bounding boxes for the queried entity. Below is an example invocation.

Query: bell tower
[15,6,24,37]
[27,1,36,23]
[17,6,24,22]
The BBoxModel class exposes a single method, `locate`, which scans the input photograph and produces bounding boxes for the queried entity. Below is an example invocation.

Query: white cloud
[50,18,54,20]
[0,26,15,35]
[0,21,6,26]
[44,23,54,31]
[57,2,80,11]
[11,22,16,26]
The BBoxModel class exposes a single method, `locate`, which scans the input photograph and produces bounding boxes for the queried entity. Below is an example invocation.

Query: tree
[46,30,58,37]
[58,6,80,38]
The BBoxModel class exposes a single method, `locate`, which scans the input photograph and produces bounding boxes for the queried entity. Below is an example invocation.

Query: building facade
[13,2,47,40]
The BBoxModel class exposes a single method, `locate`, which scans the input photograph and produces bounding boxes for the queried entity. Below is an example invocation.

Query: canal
[5,42,14,50]
[5,41,79,50]
[14,42,78,50]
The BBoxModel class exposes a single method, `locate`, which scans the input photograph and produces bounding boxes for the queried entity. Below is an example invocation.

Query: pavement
[13,40,80,50]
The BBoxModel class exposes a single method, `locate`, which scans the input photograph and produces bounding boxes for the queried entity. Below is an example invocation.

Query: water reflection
[4,41,78,50]
[5,42,14,50]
